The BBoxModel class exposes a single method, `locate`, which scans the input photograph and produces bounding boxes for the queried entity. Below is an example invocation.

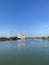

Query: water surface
[0,39,49,65]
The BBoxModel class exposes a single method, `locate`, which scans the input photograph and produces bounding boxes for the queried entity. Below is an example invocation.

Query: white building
[17,33,25,39]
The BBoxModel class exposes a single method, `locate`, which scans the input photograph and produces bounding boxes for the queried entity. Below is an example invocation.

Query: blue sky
[0,0,49,36]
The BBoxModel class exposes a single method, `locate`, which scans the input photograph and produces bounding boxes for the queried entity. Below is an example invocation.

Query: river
[0,39,49,65]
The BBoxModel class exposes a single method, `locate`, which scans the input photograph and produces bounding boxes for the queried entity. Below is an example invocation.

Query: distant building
[17,33,25,39]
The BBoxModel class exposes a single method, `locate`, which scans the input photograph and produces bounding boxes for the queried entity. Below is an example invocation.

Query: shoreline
[0,36,49,41]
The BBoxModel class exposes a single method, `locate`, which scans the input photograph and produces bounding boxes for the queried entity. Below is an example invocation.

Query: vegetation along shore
[0,36,49,41]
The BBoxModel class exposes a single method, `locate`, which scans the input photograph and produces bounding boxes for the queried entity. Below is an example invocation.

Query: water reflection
[17,40,25,48]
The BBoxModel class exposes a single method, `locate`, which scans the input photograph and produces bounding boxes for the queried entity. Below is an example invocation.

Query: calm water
[0,39,49,65]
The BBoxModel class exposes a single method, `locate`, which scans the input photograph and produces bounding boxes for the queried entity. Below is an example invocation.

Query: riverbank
[25,36,49,41]
[0,36,49,41]
[0,37,21,41]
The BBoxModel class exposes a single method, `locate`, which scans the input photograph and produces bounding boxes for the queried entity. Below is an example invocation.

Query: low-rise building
[17,33,25,39]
